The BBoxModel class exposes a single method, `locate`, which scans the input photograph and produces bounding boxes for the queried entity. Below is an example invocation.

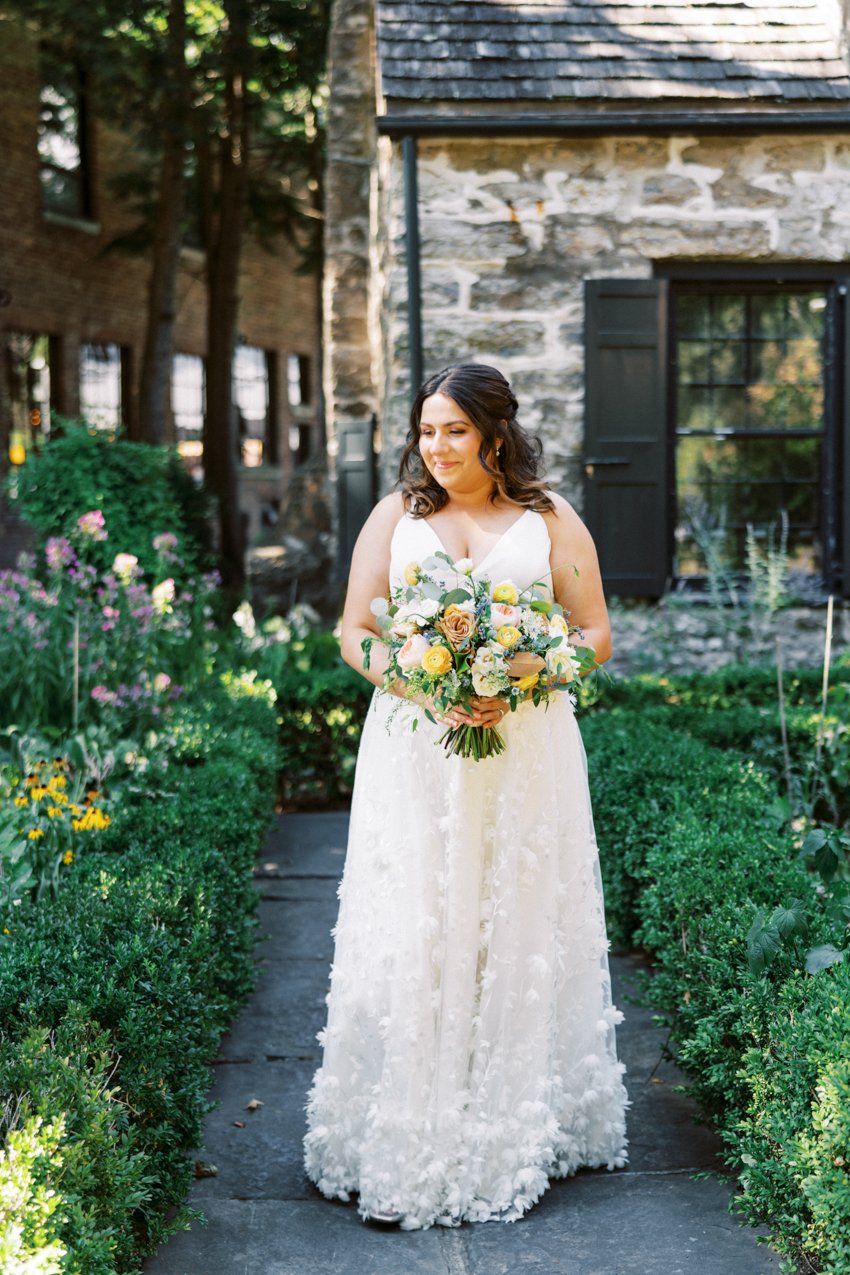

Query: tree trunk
[202,0,250,594]
[135,0,188,444]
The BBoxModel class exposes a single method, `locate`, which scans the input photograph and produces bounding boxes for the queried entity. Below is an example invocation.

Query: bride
[304,362,629,1228]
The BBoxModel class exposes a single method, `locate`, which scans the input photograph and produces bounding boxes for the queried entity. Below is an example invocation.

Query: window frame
[656,263,847,596]
[37,45,92,221]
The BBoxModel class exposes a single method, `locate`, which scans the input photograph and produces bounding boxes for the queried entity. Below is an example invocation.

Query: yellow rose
[492,581,519,605]
[421,645,453,676]
[548,613,569,638]
[513,672,541,692]
[404,561,421,586]
[496,625,521,648]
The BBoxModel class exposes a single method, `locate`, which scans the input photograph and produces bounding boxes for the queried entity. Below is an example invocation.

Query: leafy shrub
[584,702,850,1273]
[0,1113,66,1274]
[0,676,279,1272]
[232,610,372,807]
[7,422,212,578]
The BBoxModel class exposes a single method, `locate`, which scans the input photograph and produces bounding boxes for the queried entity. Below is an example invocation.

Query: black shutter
[336,416,376,578]
[584,278,669,597]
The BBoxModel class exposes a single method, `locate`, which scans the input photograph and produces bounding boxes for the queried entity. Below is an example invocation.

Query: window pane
[171,354,205,476]
[5,333,51,464]
[710,295,746,339]
[39,48,85,216]
[675,434,821,575]
[233,345,270,467]
[676,294,710,339]
[80,343,122,429]
[677,340,711,385]
[287,353,311,407]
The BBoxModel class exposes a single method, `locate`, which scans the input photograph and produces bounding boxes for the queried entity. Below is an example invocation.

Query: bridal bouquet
[363,550,596,761]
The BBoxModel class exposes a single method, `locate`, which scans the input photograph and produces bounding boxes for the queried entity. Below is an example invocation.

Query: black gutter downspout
[402,134,423,398]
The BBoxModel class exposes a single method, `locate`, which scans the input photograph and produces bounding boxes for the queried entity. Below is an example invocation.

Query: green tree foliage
[5,0,328,589]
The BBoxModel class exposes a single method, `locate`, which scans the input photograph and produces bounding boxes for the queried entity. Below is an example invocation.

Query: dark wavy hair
[398,363,555,518]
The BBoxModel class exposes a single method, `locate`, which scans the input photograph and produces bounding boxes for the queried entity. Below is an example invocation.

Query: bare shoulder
[358,490,406,541]
[541,491,593,542]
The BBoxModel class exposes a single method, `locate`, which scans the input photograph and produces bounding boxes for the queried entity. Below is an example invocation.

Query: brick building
[0,21,322,558]
[327,0,850,599]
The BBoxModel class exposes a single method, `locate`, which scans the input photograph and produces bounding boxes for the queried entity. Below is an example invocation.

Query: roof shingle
[376,0,850,106]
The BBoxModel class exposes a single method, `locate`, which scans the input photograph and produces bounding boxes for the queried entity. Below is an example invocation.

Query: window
[674,287,827,580]
[5,332,52,465]
[233,345,275,467]
[171,353,205,477]
[582,274,848,599]
[79,342,123,429]
[287,352,313,465]
[38,46,89,219]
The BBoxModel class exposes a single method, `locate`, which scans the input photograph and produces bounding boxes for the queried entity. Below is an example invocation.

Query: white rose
[389,618,420,638]
[472,669,504,696]
[546,645,575,681]
[397,633,430,672]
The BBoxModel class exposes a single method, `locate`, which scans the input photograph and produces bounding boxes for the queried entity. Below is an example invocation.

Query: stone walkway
[144,812,782,1275]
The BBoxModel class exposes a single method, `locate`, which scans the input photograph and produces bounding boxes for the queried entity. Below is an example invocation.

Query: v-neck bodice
[390,508,553,596]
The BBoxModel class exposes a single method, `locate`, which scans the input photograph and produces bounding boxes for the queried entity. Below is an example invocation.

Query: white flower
[112,552,139,582]
[233,600,256,638]
[453,557,474,574]
[395,598,440,625]
[152,578,175,613]
[472,669,504,696]
[546,645,575,681]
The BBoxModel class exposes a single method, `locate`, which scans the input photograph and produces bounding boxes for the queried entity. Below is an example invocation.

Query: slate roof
[376,0,850,107]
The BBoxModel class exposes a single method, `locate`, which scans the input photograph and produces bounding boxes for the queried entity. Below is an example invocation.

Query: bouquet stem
[438,723,506,760]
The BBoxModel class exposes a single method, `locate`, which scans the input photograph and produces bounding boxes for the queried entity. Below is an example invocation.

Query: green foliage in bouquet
[7,420,212,579]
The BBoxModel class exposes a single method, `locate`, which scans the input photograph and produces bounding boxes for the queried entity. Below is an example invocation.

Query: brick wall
[0,22,321,551]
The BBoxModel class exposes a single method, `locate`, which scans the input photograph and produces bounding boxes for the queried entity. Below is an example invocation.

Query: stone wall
[376,132,850,505]
[323,0,380,438]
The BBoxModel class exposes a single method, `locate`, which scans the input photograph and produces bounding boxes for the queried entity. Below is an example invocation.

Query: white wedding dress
[304,509,629,1229]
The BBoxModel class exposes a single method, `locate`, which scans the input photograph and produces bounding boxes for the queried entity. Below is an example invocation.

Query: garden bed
[584,662,850,1275]
[0,676,278,1273]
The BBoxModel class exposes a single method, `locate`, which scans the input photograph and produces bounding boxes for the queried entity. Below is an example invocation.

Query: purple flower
[153,532,178,553]
[77,510,108,541]
[45,536,76,572]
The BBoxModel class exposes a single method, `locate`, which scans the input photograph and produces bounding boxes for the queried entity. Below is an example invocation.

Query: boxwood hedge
[584,679,850,1275]
[0,677,279,1273]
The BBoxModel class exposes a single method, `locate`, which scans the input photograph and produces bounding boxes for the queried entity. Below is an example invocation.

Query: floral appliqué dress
[304,509,629,1228]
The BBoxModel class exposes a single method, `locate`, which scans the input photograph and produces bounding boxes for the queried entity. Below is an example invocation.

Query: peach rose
[491,602,521,629]
[437,603,477,650]
[397,633,430,672]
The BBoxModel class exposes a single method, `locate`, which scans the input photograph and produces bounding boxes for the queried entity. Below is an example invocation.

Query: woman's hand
[443,694,509,729]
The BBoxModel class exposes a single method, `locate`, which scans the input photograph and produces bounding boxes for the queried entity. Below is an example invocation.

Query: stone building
[327,0,850,598]
[0,22,321,559]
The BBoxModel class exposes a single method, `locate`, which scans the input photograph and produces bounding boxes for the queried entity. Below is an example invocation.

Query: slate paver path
[144,811,782,1275]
